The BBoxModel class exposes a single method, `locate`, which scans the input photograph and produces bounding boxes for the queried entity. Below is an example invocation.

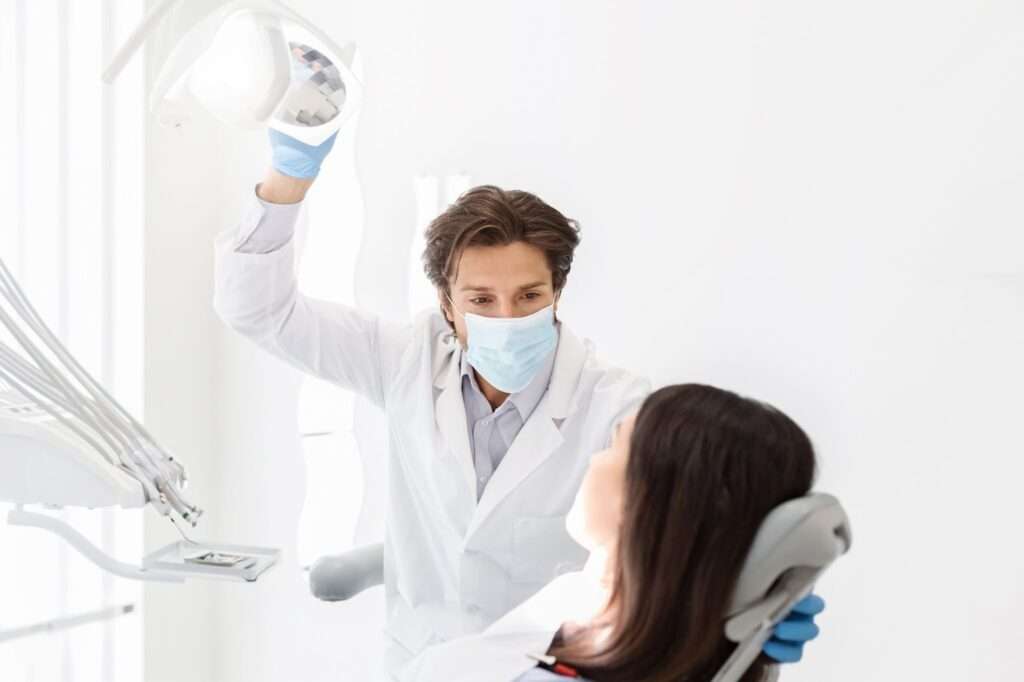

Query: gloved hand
[761,593,825,663]
[268,128,338,179]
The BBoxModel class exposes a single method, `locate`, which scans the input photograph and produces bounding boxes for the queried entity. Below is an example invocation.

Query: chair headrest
[727,493,852,620]
[711,493,851,681]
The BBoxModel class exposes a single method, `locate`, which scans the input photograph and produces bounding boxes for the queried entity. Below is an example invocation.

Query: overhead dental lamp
[0,256,278,583]
[102,0,362,146]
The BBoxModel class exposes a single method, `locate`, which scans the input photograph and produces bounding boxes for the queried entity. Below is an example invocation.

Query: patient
[399,384,823,682]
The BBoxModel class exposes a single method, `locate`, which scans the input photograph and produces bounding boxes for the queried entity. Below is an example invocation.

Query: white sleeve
[231,185,304,254]
[212,190,412,409]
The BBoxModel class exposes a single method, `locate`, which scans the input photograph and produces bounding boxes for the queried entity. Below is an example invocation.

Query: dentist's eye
[470,297,491,306]
[524,292,540,300]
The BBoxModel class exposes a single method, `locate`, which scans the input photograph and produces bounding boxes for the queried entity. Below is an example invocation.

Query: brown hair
[422,185,580,325]
[550,384,817,682]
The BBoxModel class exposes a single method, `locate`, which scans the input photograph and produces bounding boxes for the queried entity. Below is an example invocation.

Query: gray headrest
[725,493,851,641]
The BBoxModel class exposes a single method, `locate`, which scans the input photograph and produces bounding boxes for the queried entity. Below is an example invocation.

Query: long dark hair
[550,384,817,681]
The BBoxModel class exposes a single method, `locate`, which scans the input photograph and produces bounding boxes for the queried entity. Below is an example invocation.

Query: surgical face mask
[450,300,558,394]
[103,0,361,147]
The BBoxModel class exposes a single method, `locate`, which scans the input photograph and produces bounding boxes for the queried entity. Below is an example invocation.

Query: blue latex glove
[268,129,338,179]
[761,593,825,663]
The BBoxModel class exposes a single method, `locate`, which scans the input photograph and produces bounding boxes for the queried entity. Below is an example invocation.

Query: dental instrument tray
[144,541,280,582]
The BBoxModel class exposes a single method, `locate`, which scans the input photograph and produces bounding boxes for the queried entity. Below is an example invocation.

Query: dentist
[212,131,821,675]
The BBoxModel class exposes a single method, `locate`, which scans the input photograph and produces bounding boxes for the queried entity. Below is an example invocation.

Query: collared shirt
[459,334,559,499]
[236,185,562,499]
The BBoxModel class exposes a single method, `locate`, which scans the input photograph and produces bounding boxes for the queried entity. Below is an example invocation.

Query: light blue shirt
[237,186,560,499]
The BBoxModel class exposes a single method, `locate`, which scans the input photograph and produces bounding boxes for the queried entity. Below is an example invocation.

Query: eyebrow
[457,281,550,293]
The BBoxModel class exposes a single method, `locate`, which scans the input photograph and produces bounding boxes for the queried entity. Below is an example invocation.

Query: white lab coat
[212,200,650,672]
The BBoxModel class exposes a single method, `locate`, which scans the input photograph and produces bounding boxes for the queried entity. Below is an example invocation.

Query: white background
[141,1,1023,681]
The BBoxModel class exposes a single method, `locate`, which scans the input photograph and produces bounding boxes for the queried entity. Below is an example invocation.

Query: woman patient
[400,383,826,682]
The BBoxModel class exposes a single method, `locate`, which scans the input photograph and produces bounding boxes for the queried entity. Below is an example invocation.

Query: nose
[498,298,516,318]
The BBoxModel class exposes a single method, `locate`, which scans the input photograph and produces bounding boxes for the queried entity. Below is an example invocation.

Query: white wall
[144,1,1024,680]
[142,66,221,682]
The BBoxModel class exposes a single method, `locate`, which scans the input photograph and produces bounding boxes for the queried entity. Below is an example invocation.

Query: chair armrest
[309,542,384,602]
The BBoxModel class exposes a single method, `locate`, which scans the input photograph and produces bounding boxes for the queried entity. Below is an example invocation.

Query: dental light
[0,257,278,582]
[102,0,361,146]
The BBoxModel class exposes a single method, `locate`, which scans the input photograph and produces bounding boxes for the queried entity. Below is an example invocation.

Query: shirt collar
[460,325,560,421]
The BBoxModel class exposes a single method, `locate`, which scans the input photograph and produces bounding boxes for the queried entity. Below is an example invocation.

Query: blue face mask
[453,302,558,394]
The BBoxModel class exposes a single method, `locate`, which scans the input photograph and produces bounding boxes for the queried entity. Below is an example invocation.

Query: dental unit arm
[711,493,852,682]
[0,257,279,583]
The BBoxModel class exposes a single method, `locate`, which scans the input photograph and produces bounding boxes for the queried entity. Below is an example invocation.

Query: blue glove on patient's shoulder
[761,593,825,664]
[268,128,338,179]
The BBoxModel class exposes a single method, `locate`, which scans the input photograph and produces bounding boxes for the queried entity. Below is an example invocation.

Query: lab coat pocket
[510,515,586,586]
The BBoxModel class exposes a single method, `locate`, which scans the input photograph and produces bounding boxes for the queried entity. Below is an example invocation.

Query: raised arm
[212,130,411,409]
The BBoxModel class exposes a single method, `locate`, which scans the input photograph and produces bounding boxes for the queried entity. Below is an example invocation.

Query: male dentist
[212,131,821,676]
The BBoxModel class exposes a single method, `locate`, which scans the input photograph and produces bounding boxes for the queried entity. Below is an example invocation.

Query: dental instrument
[0,256,278,582]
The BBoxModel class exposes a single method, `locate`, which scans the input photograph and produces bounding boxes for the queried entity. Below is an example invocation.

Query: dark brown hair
[422,185,580,324]
[550,384,817,682]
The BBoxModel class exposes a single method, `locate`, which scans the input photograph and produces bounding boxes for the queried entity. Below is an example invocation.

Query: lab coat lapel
[466,326,587,538]
[434,347,478,500]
